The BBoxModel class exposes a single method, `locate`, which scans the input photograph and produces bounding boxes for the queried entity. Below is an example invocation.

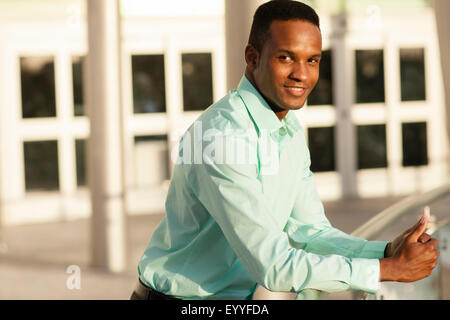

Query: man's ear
[245,44,259,71]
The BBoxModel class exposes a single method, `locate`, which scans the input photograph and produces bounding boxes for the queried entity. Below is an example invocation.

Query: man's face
[247,20,322,113]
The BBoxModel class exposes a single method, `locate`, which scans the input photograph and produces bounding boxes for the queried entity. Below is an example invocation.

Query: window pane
[24,140,59,190]
[182,53,213,111]
[75,139,87,186]
[357,124,387,169]
[134,135,169,187]
[131,54,166,113]
[308,126,335,172]
[73,56,85,116]
[307,50,333,106]
[400,48,426,101]
[20,56,56,118]
[402,122,428,166]
[355,50,385,103]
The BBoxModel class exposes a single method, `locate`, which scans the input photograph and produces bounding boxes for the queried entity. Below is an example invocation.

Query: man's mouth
[283,85,307,97]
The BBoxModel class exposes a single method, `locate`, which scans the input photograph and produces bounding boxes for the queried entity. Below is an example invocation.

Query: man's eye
[278,55,292,62]
[308,58,320,64]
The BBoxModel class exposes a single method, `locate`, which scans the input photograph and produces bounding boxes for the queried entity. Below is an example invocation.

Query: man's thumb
[408,211,429,242]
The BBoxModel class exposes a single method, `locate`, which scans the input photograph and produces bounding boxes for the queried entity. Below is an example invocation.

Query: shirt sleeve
[285,169,388,293]
[184,133,383,295]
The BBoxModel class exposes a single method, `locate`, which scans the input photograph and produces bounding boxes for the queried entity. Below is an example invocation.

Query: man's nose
[289,62,308,82]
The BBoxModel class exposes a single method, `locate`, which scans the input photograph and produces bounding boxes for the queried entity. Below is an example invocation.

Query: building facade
[0,0,448,225]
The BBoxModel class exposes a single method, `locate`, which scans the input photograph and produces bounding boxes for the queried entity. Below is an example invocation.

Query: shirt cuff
[359,241,389,259]
[349,258,380,294]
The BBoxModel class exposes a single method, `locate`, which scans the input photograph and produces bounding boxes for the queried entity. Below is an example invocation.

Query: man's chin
[270,97,307,112]
[283,102,307,111]
[279,97,308,110]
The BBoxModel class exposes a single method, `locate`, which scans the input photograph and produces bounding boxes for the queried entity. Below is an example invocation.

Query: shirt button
[279,127,287,136]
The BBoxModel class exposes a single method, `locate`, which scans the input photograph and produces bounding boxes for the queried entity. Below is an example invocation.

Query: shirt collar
[236,75,301,137]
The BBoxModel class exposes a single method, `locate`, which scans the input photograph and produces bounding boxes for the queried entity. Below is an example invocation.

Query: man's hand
[379,212,440,282]
[384,212,432,258]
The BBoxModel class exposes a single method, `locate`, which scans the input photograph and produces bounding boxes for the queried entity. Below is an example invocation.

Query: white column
[432,0,450,170]
[224,0,266,91]
[165,39,182,178]
[0,44,23,229]
[330,14,358,198]
[384,37,402,195]
[55,53,77,219]
[0,45,14,250]
[86,0,127,272]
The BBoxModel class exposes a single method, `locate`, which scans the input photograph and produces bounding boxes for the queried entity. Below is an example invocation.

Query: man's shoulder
[197,90,252,131]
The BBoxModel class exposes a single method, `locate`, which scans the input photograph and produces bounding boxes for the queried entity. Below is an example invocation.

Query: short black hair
[248,0,320,52]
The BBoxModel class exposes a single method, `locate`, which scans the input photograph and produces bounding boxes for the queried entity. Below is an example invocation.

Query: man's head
[245,1,322,118]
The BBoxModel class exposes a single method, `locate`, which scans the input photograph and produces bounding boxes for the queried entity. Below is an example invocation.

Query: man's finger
[418,233,431,243]
[404,207,429,236]
[404,218,423,236]
[425,238,439,249]
[408,212,429,242]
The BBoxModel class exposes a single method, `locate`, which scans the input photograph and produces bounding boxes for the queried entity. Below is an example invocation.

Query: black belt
[130,278,181,300]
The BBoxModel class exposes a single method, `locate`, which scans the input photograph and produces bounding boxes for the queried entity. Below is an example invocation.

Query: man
[131,1,439,300]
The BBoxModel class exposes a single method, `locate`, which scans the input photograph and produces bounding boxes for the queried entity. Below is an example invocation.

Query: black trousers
[130,278,181,300]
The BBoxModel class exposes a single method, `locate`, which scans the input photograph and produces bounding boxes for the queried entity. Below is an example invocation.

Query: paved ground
[0,194,448,300]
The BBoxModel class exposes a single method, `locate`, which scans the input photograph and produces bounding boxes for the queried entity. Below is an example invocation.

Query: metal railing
[296,182,450,300]
[351,182,450,240]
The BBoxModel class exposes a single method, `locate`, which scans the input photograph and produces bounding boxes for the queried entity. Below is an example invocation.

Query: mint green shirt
[137,76,388,300]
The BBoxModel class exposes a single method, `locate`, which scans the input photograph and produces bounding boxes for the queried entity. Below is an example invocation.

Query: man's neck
[244,69,288,121]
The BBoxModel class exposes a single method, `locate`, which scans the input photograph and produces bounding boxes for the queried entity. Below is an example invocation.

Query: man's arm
[287,170,440,284]
[286,170,388,260]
